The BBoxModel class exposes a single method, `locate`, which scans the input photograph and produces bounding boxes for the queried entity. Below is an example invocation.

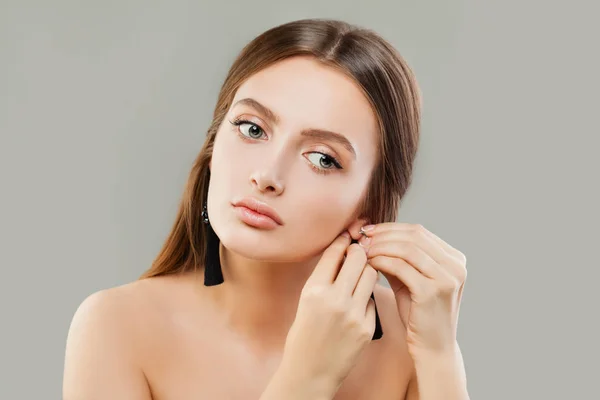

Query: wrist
[267,359,338,400]
[410,343,469,400]
[410,340,462,364]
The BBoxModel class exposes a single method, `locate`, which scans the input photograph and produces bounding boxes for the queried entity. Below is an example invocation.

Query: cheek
[292,183,363,230]
[211,131,249,184]
[277,185,362,259]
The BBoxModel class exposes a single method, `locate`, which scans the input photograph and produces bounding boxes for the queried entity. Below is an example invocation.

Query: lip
[232,197,284,226]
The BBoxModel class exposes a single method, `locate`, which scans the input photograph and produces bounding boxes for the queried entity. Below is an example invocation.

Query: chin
[212,208,332,261]
[216,224,320,263]
[220,236,289,262]
[214,221,282,259]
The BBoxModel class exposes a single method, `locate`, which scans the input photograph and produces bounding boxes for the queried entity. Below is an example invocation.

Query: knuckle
[332,240,349,253]
[301,284,328,299]
[409,224,428,239]
[438,279,458,295]
[328,296,349,315]
[458,266,467,281]
[413,229,427,242]
[346,313,364,330]
[412,223,425,232]
[370,255,386,267]
[358,327,372,342]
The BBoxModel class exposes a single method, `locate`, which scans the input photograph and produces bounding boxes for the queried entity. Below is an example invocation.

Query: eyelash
[228,118,343,175]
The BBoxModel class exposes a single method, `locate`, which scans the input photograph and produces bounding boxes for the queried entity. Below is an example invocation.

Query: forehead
[231,56,379,160]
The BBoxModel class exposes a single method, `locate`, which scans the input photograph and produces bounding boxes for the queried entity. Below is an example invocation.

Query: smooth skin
[63,55,468,399]
[62,244,412,400]
[281,234,379,396]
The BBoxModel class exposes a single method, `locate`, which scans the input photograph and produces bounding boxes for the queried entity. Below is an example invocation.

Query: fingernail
[360,225,375,233]
[341,231,350,238]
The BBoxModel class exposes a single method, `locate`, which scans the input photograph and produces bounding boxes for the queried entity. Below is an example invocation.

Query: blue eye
[230,119,265,139]
[229,118,343,175]
[306,152,341,170]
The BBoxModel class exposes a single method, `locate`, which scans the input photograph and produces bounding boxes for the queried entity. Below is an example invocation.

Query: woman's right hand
[280,231,379,395]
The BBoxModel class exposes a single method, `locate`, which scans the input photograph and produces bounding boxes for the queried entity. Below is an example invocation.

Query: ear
[346,218,371,241]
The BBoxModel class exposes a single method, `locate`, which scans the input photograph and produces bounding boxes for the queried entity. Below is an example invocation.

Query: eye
[231,119,266,140]
[305,152,342,171]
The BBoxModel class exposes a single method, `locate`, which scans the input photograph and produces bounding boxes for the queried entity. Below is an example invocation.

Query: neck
[202,242,322,357]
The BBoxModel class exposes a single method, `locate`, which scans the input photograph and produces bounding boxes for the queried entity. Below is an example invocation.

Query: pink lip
[232,197,284,228]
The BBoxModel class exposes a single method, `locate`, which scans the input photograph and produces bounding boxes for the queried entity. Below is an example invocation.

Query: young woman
[63,18,469,400]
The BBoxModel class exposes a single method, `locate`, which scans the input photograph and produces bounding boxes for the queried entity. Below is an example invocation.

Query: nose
[249,167,285,196]
[250,170,284,195]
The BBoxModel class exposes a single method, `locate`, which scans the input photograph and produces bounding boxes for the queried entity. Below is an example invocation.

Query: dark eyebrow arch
[232,97,357,159]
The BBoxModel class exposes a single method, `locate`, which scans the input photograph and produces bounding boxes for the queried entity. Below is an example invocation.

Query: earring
[371,292,383,340]
[200,205,382,340]
[202,202,224,286]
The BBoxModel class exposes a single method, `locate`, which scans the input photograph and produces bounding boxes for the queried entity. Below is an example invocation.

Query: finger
[352,264,379,307]
[417,225,466,263]
[333,243,368,295]
[365,229,466,280]
[361,223,465,263]
[366,239,440,279]
[362,227,449,266]
[369,255,429,298]
[307,232,352,285]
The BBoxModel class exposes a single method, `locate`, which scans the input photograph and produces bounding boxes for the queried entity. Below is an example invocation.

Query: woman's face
[208,55,379,262]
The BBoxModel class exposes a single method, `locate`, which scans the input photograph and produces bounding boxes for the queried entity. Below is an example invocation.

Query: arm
[404,345,470,400]
[63,290,152,400]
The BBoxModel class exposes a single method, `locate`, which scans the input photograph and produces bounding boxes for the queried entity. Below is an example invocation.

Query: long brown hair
[139,18,421,280]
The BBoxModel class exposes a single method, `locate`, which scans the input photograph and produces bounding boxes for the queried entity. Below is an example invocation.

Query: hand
[352,223,467,357]
[281,232,378,394]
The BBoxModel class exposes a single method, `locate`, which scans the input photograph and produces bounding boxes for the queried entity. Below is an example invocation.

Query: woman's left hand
[355,223,467,358]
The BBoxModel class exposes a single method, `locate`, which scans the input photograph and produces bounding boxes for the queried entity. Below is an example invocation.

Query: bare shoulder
[63,279,169,400]
[71,280,145,315]
[67,279,155,333]
[66,274,191,338]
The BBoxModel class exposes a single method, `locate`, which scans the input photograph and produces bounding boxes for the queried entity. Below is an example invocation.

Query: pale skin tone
[204,54,380,355]
[63,55,468,399]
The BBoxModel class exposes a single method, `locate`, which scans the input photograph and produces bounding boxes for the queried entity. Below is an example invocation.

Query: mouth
[231,197,284,229]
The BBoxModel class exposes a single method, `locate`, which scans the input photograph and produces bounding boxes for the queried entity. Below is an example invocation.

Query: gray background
[1,0,598,398]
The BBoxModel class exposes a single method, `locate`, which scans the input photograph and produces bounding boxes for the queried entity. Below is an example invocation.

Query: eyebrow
[232,97,357,158]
